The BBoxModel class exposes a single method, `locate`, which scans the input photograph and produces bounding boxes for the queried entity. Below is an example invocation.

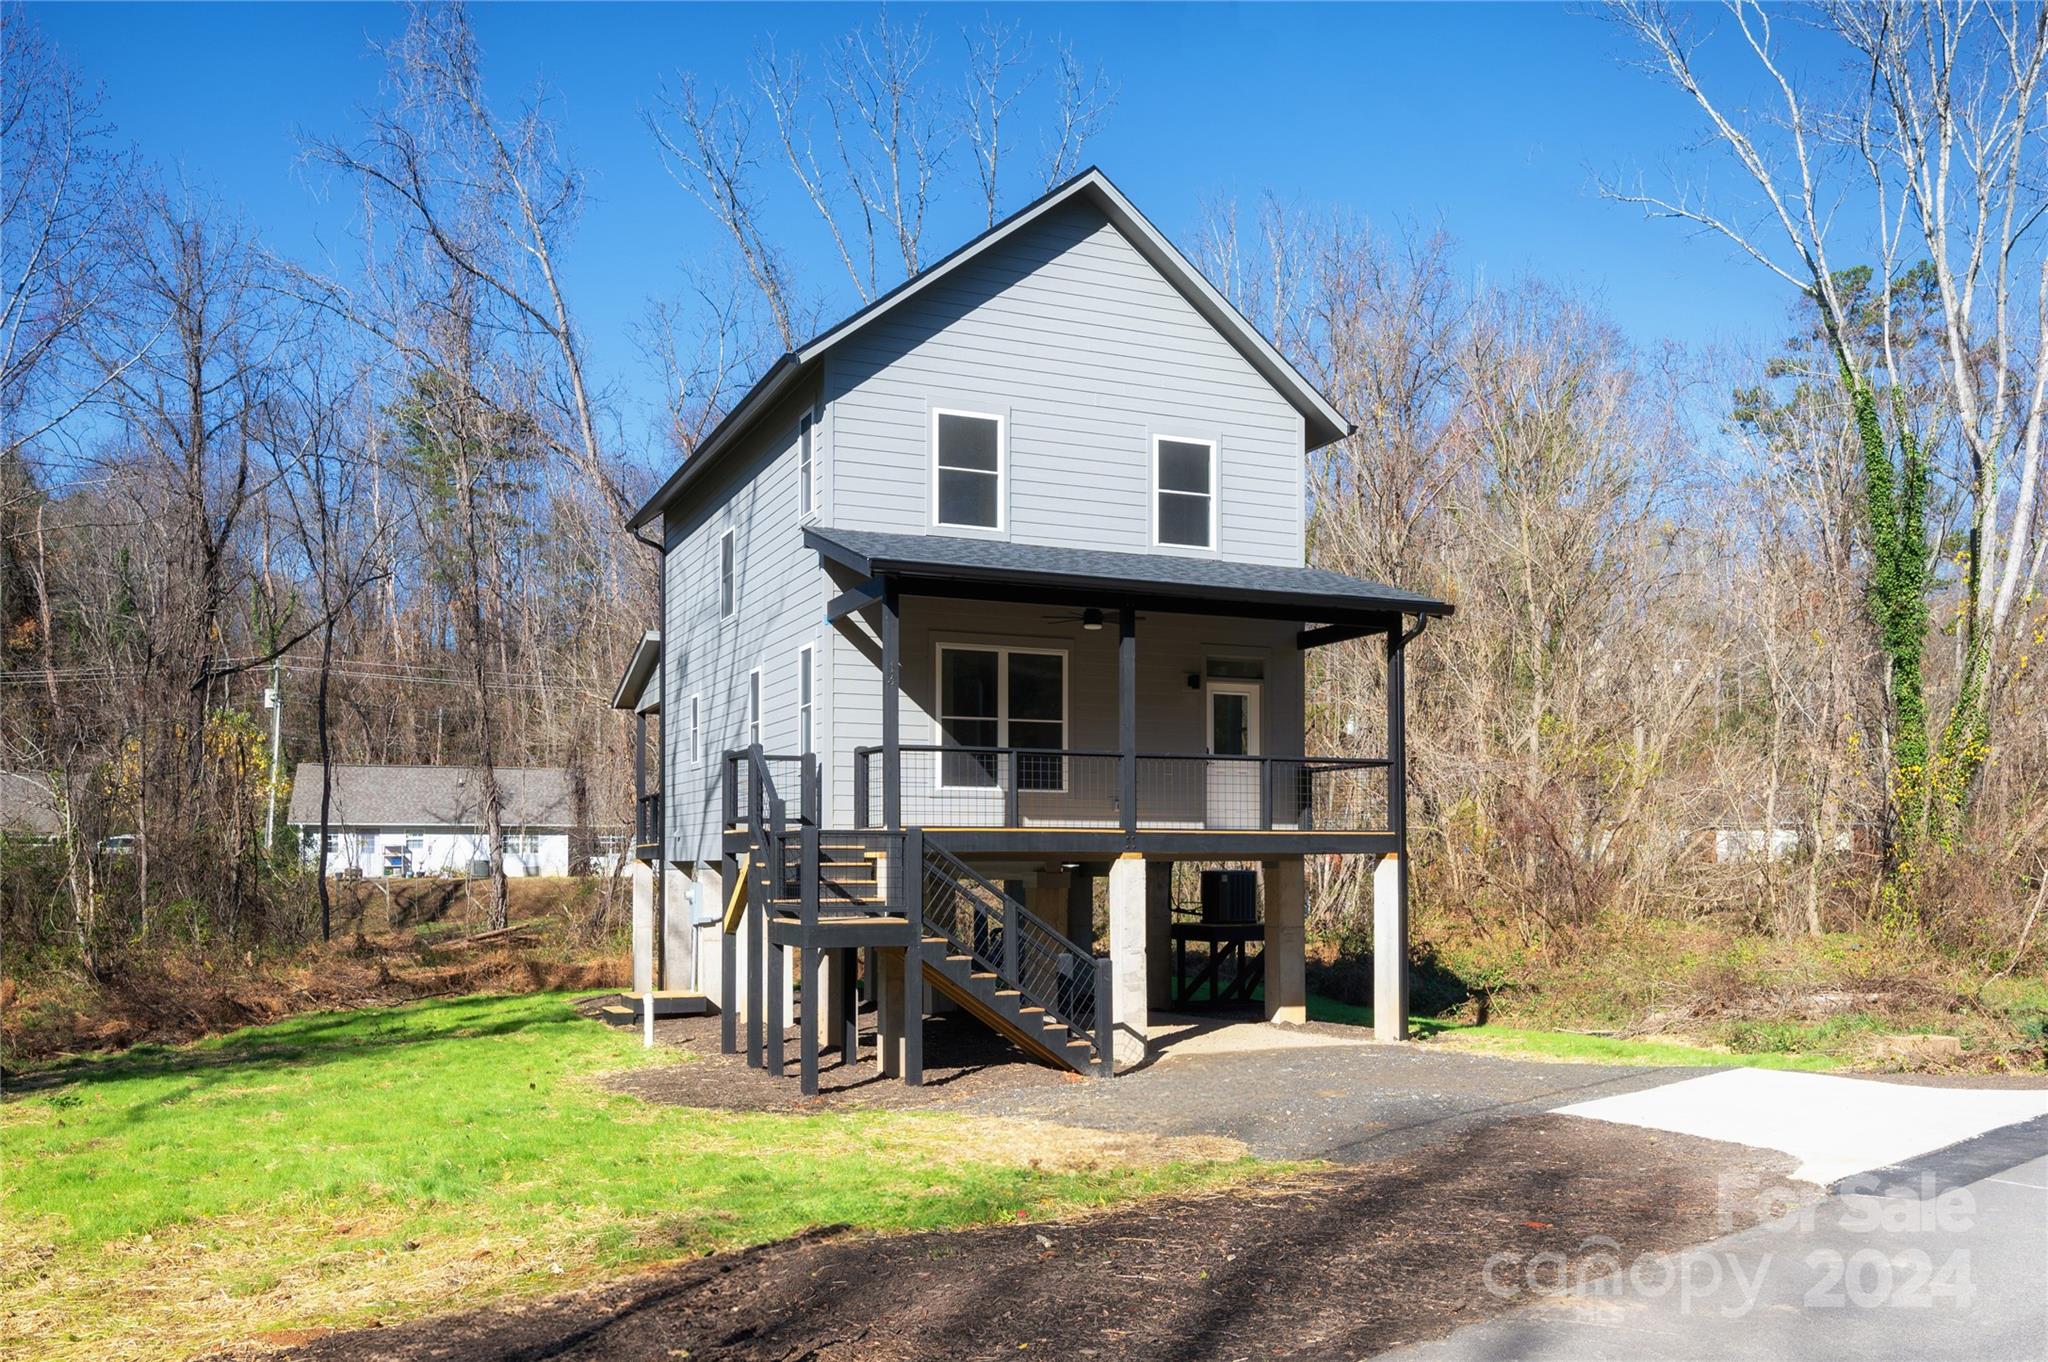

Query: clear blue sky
[30,2,1814,461]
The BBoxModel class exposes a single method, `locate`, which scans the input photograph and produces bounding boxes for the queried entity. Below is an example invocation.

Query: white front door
[1206,682,1262,829]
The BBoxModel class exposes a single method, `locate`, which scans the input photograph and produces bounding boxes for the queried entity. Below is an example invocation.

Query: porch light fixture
[1082,608,1104,631]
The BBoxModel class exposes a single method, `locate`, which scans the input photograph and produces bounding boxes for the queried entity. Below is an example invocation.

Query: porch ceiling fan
[1040,607,1142,631]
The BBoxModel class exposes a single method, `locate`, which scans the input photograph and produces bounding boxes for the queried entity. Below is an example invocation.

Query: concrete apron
[1558,1067,2048,1185]
[1145,1012,1377,1059]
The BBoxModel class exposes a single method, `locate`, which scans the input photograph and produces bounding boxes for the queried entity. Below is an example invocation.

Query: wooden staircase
[726,745,1111,1089]
[922,939,1102,1072]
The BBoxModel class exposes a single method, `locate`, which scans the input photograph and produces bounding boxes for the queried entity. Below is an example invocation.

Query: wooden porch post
[633,711,646,806]
[1119,608,1137,845]
[882,579,902,833]
[1376,615,1411,1040]
[903,825,925,1086]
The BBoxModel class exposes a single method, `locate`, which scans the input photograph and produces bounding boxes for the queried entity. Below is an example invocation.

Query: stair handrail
[919,836,1111,1071]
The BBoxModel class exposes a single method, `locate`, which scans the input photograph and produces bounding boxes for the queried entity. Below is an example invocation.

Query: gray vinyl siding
[662,374,828,865]
[667,194,1324,838]
[821,197,1305,566]
[827,598,1303,827]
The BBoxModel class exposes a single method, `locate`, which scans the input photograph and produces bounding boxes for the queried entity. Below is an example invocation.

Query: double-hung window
[719,528,736,620]
[937,645,1066,791]
[689,694,702,765]
[747,669,762,748]
[1153,436,1217,549]
[797,411,816,519]
[795,644,814,754]
[932,409,1003,530]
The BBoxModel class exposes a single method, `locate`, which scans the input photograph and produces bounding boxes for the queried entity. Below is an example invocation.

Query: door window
[1209,686,1259,756]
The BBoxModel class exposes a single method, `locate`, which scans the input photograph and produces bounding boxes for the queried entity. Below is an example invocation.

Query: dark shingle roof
[0,772,61,836]
[286,765,577,829]
[805,527,1453,620]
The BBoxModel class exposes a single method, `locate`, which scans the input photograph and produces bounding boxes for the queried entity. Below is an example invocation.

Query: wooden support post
[882,580,902,831]
[1001,900,1020,984]
[840,948,860,1059]
[798,946,820,1095]
[767,940,786,1076]
[719,854,738,1055]
[746,854,767,1067]
[1118,608,1137,843]
[1378,618,1412,1041]
[904,932,924,1086]
[1066,866,1095,949]
[1094,955,1115,1077]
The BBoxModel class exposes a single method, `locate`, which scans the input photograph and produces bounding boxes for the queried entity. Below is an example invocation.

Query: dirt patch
[4,878,628,1067]
[229,1114,1803,1362]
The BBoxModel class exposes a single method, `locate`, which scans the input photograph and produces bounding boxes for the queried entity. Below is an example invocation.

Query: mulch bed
[599,1010,1074,1113]
[238,1114,1804,1362]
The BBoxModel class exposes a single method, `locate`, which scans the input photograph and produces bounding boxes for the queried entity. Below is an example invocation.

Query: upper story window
[689,694,702,765]
[719,528,736,620]
[797,411,816,520]
[932,409,1003,530]
[747,668,763,748]
[1153,436,1217,549]
[795,644,814,753]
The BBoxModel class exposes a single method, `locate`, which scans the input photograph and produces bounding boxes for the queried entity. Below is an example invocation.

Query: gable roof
[285,765,578,830]
[807,526,1453,622]
[629,167,1351,530]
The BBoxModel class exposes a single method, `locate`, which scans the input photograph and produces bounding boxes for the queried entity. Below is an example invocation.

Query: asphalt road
[1375,1115,2048,1362]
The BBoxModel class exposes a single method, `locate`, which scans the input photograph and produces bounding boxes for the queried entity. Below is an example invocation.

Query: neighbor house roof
[806,526,1454,623]
[0,772,61,836]
[610,630,662,713]
[285,765,578,829]
[629,167,1352,530]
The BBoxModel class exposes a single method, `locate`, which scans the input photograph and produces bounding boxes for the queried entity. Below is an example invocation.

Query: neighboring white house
[287,764,577,877]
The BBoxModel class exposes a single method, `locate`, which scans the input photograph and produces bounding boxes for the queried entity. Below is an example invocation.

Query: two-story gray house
[611,168,1451,1092]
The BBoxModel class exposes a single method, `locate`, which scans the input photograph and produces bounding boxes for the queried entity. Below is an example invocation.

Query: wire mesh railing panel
[1298,759,1392,832]
[856,748,1391,833]
[918,839,1101,1042]
[861,747,1122,828]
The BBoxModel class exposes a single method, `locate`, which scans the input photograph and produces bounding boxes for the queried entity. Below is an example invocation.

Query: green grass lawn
[1,993,1255,1362]
[1303,994,1845,1070]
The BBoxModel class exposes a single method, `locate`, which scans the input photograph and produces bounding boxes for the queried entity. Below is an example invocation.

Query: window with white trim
[1153,436,1216,548]
[719,528,736,619]
[937,644,1066,790]
[797,411,816,519]
[795,644,814,754]
[747,669,762,748]
[689,694,702,765]
[932,409,1003,529]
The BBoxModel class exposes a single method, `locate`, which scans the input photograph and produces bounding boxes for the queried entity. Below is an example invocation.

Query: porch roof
[806,526,1454,625]
[610,629,662,714]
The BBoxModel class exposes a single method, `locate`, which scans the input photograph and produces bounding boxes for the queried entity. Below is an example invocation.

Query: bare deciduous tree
[1609,0,2048,853]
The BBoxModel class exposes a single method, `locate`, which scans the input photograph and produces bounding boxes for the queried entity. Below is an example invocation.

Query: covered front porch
[811,524,1446,865]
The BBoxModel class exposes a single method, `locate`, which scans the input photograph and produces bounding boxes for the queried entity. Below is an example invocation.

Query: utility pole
[263,659,283,854]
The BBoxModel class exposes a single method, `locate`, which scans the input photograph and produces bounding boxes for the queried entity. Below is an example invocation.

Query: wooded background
[4,2,2043,981]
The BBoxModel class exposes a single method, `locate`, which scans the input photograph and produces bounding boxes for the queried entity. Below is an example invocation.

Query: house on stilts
[610,168,1451,1090]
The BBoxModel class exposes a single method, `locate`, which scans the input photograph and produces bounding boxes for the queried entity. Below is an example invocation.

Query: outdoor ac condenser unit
[1200,869,1259,924]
